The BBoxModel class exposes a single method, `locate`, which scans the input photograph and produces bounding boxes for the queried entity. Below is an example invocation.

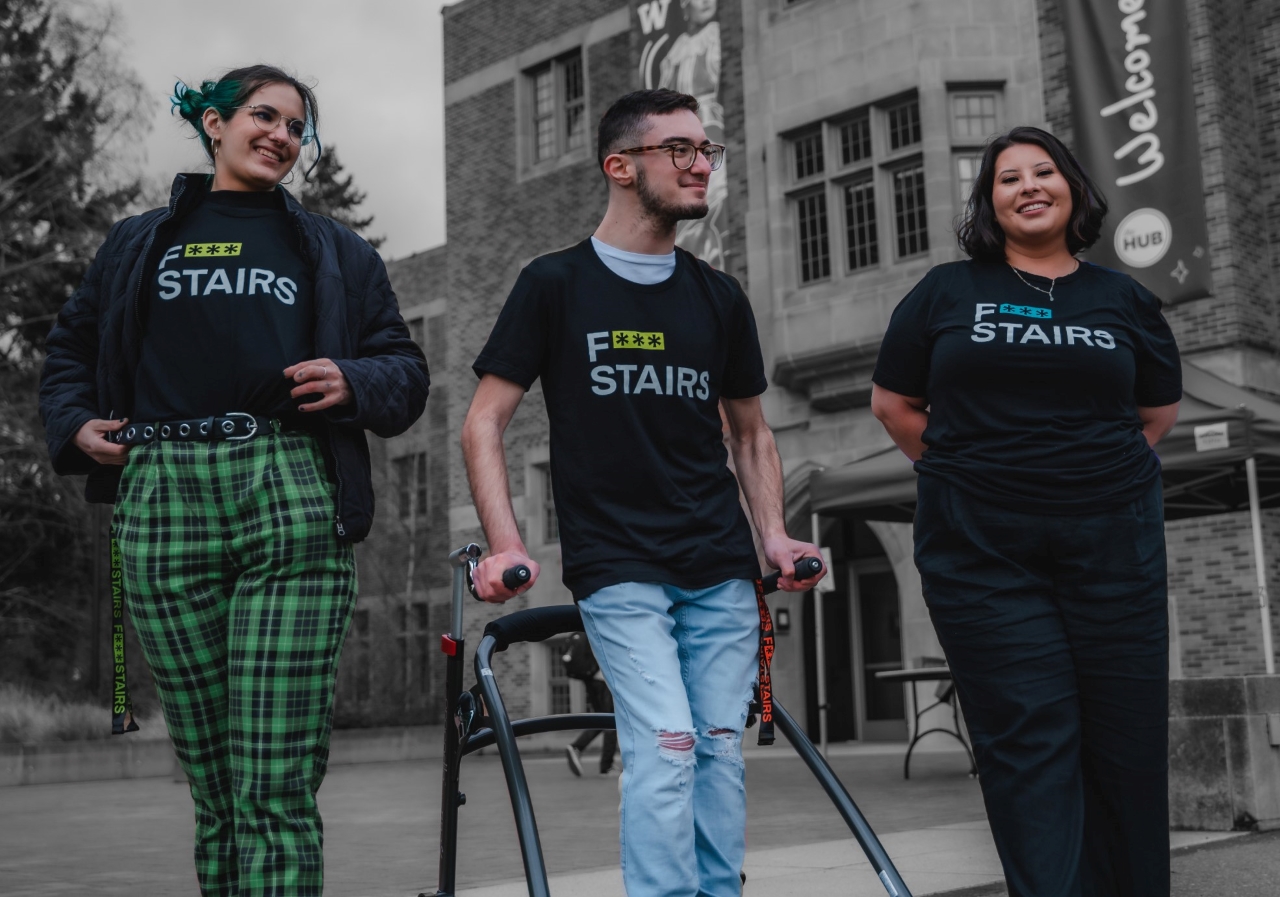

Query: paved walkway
[0,740,1266,896]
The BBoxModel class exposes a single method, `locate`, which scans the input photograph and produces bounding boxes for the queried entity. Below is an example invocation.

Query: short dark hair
[956,126,1108,261]
[596,89,700,172]
[170,64,323,178]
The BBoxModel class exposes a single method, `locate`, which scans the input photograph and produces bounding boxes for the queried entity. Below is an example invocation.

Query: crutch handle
[502,565,532,592]
[761,556,824,594]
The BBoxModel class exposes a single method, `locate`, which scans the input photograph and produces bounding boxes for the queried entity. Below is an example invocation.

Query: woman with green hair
[40,64,430,896]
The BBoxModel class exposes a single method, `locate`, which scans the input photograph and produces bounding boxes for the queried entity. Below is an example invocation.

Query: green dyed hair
[170,64,323,179]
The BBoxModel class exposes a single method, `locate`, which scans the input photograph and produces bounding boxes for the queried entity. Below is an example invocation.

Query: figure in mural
[639,0,727,268]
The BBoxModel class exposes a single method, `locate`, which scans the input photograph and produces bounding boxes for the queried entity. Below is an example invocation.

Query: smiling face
[202,81,305,192]
[992,142,1074,253]
[683,0,717,28]
[628,108,713,228]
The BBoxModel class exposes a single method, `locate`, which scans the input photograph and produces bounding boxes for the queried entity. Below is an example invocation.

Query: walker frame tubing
[430,545,914,897]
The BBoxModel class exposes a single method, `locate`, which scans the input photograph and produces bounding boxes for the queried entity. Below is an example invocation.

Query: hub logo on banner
[633,0,726,269]
[1062,0,1211,303]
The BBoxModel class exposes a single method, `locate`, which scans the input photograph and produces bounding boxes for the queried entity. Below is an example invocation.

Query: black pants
[914,475,1169,897]
[571,678,618,772]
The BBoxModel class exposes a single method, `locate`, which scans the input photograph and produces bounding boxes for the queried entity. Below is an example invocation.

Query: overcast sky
[114,0,455,260]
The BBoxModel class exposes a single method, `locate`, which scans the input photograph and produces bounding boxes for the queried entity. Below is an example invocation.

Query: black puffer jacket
[39,173,430,542]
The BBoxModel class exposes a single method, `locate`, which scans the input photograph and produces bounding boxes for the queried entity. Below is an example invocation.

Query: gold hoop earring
[212,139,220,157]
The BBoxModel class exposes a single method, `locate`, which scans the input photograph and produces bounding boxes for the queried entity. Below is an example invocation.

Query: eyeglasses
[234,105,313,146]
[618,142,725,171]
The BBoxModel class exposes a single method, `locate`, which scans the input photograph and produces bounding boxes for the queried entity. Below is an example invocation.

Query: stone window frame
[397,600,432,702]
[350,608,372,704]
[519,47,590,179]
[547,637,573,716]
[783,90,930,287]
[888,160,930,259]
[536,461,559,544]
[946,82,1005,214]
[393,450,430,521]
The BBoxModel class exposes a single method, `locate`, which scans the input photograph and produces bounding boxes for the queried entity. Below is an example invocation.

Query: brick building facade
[336,0,1280,735]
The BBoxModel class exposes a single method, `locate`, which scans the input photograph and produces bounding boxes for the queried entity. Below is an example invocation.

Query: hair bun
[170,79,207,122]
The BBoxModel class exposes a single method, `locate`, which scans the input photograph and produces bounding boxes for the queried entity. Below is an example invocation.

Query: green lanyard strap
[110,535,139,735]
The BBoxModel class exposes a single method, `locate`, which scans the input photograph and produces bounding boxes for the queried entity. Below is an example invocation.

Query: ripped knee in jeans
[656,730,696,764]
[705,727,743,765]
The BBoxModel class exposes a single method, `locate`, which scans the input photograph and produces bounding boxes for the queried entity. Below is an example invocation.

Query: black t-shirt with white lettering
[134,190,315,420]
[474,239,767,601]
[873,260,1181,514]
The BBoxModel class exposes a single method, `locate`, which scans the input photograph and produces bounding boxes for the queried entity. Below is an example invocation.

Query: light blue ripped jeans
[578,579,759,897]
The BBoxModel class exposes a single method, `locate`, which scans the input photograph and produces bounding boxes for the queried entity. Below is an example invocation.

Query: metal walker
[426,543,914,897]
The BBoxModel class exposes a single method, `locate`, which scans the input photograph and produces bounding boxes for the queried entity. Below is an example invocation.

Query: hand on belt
[111,413,270,445]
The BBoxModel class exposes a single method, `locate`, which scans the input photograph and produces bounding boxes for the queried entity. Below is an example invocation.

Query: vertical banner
[1062,0,1211,303]
[634,0,726,268]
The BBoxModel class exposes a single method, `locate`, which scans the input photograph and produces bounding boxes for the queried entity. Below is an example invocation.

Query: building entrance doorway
[803,518,906,742]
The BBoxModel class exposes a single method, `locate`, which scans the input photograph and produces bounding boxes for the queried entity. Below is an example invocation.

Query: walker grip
[502,565,532,592]
[761,556,824,594]
[467,562,532,601]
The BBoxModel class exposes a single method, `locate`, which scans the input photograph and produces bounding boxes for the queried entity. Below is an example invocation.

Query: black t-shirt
[474,239,767,601]
[873,260,1181,514]
[134,190,315,420]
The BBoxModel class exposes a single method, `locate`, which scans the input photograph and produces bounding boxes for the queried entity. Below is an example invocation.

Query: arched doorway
[802,518,907,742]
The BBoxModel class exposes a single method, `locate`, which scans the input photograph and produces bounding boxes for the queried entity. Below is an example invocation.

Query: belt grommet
[143,426,155,439]
[160,425,171,438]
[179,423,191,437]
[221,420,235,434]
[199,421,210,436]
[126,426,136,440]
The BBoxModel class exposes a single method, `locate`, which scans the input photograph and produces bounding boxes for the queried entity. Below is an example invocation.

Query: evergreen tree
[0,0,145,694]
[296,146,385,248]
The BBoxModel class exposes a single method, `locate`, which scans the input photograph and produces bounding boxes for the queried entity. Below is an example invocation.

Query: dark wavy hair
[170,64,323,179]
[597,88,700,175]
[956,126,1107,261]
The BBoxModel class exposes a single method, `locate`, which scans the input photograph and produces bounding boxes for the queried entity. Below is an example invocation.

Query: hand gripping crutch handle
[468,561,532,601]
[502,565,531,592]
[761,556,824,594]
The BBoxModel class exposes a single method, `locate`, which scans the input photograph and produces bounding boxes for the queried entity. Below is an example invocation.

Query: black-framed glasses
[619,142,725,171]
[234,105,313,146]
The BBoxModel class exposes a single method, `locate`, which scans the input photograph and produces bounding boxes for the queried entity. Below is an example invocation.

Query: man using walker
[462,88,824,897]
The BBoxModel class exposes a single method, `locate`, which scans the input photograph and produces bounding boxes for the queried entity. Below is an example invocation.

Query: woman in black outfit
[871,126,1180,897]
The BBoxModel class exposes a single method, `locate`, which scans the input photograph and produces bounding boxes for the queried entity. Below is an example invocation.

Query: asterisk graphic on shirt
[611,331,666,350]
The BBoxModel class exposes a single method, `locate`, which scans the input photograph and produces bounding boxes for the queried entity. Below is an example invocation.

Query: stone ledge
[1169,675,1280,831]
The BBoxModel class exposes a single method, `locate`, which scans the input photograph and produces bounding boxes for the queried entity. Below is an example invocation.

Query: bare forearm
[871,385,929,462]
[1138,402,1179,448]
[880,409,928,462]
[730,427,786,540]
[461,417,525,555]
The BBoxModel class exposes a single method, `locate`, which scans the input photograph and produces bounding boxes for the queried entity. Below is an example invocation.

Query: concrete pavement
[0,739,1268,896]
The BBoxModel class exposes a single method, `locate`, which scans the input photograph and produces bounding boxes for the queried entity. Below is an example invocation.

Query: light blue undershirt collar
[591,236,677,285]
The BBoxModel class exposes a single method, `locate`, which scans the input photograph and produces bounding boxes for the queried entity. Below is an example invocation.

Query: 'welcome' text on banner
[1062,0,1211,304]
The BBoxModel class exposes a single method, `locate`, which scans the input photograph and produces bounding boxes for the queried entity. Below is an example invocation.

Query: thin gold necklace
[1008,259,1079,302]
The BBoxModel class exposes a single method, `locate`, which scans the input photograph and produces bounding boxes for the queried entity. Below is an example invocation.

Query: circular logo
[1114,208,1172,268]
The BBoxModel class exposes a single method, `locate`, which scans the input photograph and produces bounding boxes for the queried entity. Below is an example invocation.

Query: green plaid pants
[114,426,357,897]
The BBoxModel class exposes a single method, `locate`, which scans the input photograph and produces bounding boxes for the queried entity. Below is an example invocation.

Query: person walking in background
[39,65,429,896]
[461,88,824,897]
[561,631,619,776]
[871,125,1181,897]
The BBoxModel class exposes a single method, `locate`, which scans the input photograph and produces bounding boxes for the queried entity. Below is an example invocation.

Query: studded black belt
[111,412,271,445]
